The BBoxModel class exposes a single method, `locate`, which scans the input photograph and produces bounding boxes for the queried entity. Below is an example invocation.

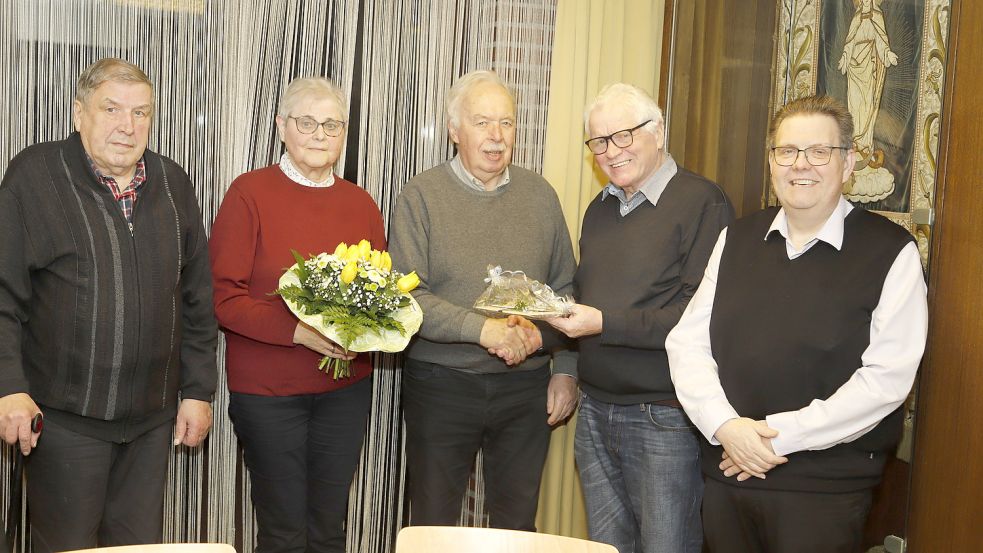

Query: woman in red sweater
[209,77,386,553]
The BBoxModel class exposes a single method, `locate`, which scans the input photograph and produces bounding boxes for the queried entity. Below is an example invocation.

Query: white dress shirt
[666,197,928,457]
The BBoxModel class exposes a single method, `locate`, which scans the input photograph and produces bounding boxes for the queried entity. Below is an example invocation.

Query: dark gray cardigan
[0,133,217,442]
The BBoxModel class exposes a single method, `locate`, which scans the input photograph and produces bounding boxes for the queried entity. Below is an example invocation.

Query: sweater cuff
[550,350,578,378]
[600,310,627,346]
[179,387,214,403]
[461,312,487,344]
[267,305,307,347]
[0,377,30,399]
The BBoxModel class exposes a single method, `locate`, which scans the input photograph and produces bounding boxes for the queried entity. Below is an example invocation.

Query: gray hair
[277,77,348,120]
[768,94,854,150]
[76,58,154,111]
[583,83,664,136]
[446,70,516,130]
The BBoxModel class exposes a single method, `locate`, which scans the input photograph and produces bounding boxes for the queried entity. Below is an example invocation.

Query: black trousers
[228,376,372,553]
[26,418,172,553]
[702,477,873,553]
[401,360,551,530]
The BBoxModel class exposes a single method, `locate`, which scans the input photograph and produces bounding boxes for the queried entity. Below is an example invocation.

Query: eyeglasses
[770,145,849,166]
[584,120,652,155]
[289,116,346,137]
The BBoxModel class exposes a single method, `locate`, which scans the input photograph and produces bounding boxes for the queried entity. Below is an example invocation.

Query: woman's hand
[293,322,356,360]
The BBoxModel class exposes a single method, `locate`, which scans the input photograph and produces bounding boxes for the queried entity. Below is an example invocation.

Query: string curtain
[0,1,557,552]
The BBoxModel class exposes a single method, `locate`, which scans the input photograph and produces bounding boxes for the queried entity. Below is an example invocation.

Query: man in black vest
[666,95,928,553]
[546,83,733,553]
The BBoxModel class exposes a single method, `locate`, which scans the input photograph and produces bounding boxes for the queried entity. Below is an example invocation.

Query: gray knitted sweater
[389,162,577,375]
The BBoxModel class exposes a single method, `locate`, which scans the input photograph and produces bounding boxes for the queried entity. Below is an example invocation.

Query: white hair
[446,70,516,129]
[583,83,664,136]
[277,77,347,120]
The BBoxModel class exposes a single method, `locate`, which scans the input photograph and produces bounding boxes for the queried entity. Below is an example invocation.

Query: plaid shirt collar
[85,154,147,225]
[86,155,147,200]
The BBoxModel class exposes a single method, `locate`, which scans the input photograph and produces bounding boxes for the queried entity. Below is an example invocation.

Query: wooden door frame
[907,0,983,550]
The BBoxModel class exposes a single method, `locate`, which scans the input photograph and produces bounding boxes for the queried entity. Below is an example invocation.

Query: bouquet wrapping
[276,240,423,378]
[473,265,574,320]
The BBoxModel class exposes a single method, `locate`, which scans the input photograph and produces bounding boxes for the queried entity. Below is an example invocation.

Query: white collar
[449,155,511,191]
[279,153,335,188]
[766,196,854,258]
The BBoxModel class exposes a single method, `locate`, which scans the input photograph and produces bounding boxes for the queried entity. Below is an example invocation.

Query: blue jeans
[575,392,704,553]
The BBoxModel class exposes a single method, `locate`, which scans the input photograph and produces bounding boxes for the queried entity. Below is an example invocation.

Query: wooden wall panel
[907,0,983,550]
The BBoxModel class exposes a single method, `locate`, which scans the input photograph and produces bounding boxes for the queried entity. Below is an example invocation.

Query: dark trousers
[26,418,172,553]
[401,360,551,530]
[702,477,873,553]
[228,377,372,553]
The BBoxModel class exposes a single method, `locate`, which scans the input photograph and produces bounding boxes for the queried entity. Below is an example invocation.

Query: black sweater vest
[706,206,914,492]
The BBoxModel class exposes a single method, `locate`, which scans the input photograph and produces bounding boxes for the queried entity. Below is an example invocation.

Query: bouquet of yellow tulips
[276,240,423,378]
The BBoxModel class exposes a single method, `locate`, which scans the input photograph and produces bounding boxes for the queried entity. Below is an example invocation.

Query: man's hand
[544,304,602,338]
[720,451,757,482]
[713,417,788,479]
[506,315,544,349]
[546,375,578,426]
[294,322,356,360]
[173,398,213,447]
[0,393,42,455]
[480,317,540,365]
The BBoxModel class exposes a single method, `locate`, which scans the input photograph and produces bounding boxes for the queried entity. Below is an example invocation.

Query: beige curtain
[536,0,666,539]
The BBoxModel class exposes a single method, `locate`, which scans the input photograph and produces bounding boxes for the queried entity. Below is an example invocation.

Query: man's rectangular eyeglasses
[290,116,346,137]
[770,145,849,166]
[584,120,652,155]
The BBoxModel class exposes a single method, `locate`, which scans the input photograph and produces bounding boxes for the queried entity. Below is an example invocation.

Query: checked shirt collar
[86,154,146,226]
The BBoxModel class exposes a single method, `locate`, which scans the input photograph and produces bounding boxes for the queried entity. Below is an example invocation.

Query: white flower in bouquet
[276,240,423,378]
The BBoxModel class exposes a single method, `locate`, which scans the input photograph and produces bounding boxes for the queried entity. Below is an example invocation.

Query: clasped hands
[714,417,788,481]
[480,316,542,366]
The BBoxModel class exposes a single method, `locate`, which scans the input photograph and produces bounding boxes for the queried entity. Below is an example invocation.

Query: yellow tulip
[370,250,383,268]
[358,239,372,259]
[397,271,420,293]
[344,245,361,262]
[341,261,358,284]
[381,251,393,272]
[333,242,348,257]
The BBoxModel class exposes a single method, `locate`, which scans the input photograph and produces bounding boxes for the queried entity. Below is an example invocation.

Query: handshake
[479,315,543,366]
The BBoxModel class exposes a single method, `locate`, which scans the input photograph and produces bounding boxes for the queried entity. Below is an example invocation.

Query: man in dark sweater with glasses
[546,83,733,553]
[667,95,928,553]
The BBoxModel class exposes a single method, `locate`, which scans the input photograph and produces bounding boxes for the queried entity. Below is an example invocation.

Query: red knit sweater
[210,165,386,395]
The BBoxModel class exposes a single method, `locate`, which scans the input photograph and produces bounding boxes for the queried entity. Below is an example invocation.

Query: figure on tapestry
[838,0,898,203]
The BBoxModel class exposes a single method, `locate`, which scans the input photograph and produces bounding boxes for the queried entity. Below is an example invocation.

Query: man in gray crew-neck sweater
[389,70,577,530]
[547,83,733,553]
